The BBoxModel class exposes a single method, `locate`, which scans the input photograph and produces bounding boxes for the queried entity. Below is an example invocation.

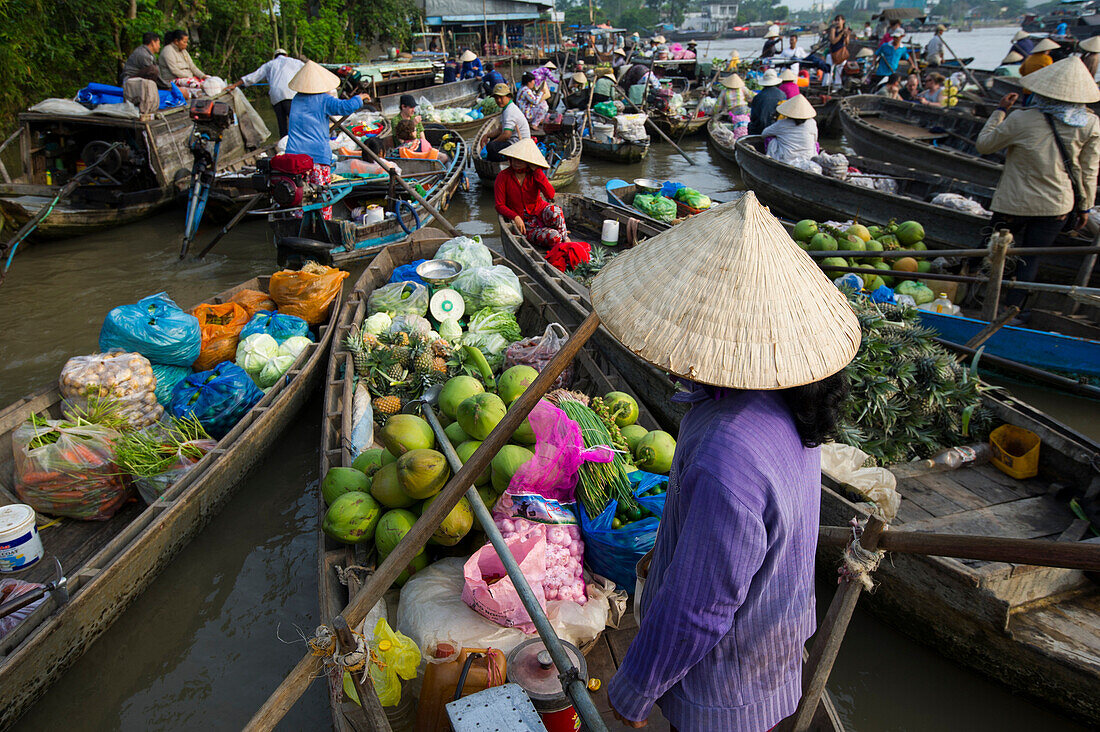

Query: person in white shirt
[227,50,306,139]
[780,34,807,74]
[761,94,818,164]
[924,25,947,65]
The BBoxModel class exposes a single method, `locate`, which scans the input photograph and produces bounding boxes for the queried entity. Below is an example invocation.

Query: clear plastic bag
[435,236,492,271]
[169,362,264,438]
[504,323,573,389]
[269,262,348,326]
[368,281,429,318]
[13,420,131,520]
[99,292,202,367]
[632,193,677,223]
[451,265,523,315]
[190,302,251,371]
[578,471,667,591]
[239,311,311,344]
[133,438,217,504]
[59,352,162,429]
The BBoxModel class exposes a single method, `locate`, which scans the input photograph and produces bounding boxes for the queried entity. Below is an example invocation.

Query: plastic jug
[932,292,954,314]
[415,644,507,731]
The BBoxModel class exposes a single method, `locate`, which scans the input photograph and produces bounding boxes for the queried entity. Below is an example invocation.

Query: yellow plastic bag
[344,618,421,707]
[269,262,348,326]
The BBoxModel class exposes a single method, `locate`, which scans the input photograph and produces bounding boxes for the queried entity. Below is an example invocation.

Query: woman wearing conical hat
[459,49,483,79]
[761,94,817,164]
[1021,37,1059,76]
[599,193,860,731]
[713,73,753,141]
[493,138,569,248]
[977,57,1100,315]
[284,60,371,220]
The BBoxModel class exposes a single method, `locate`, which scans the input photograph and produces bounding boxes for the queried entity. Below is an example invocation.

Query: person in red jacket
[493,138,568,248]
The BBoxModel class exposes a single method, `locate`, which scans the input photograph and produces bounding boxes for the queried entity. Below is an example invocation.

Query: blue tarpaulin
[76,82,185,110]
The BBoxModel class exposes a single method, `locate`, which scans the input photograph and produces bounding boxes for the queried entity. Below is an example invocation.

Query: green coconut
[793,219,818,242]
[621,424,649,454]
[379,414,434,456]
[896,220,925,246]
[456,440,492,486]
[809,232,838,251]
[321,467,370,506]
[424,494,474,546]
[444,421,471,446]
[491,444,534,493]
[323,491,382,544]
[351,448,386,476]
[635,431,676,474]
[497,365,539,406]
[439,375,485,419]
[457,392,507,441]
[603,392,639,427]
[375,508,419,559]
[396,448,451,500]
[369,462,416,508]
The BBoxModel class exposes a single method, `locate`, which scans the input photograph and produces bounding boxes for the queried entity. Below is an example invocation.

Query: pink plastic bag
[504,324,573,389]
[494,493,588,605]
[0,579,45,640]
[462,531,547,632]
[509,400,615,503]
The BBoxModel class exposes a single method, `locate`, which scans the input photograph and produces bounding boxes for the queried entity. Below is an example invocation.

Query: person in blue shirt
[443,57,459,83]
[1055,21,1069,36]
[284,60,370,220]
[872,29,915,86]
[460,50,483,79]
[481,62,507,96]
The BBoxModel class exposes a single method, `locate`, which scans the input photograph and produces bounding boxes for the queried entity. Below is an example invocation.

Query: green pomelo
[396,448,451,499]
[351,448,386,476]
[497,365,539,405]
[635,430,676,474]
[846,223,870,242]
[439,375,485,419]
[379,414,434,456]
[322,491,382,544]
[370,462,416,508]
[820,256,849,269]
[809,232,837,251]
[621,424,648,453]
[793,219,818,242]
[444,421,471,446]
[456,440,491,486]
[321,467,370,506]
[375,509,419,559]
[491,444,534,493]
[604,391,639,427]
[424,494,474,546]
[896,220,925,246]
[917,260,932,273]
[457,392,507,441]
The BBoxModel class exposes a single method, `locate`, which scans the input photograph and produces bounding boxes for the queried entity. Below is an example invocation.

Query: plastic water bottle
[932,293,954,314]
[891,443,991,478]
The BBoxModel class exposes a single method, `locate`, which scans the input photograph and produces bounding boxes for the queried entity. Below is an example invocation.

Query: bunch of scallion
[114,416,212,478]
[556,395,637,518]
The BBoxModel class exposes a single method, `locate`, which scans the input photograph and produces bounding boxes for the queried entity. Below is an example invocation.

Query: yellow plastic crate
[989,424,1040,480]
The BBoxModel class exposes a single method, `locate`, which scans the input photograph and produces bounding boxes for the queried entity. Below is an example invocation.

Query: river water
[3,25,1092,731]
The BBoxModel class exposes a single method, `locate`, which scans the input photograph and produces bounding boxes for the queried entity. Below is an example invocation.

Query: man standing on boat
[226,50,304,139]
[484,83,530,161]
[600,194,860,731]
[872,29,914,88]
[761,26,782,59]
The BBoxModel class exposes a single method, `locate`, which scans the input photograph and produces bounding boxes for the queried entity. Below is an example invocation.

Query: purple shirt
[606,388,820,730]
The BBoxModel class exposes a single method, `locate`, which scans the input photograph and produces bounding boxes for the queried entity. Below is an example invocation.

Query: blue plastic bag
[577,471,668,591]
[99,293,202,367]
[389,259,428,287]
[152,363,193,406]
[239,311,311,344]
[659,180,684,199]
[870,285,896,303]
[169,362,263,438]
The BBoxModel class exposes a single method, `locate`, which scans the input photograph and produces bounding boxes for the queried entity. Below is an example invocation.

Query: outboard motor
[254,153,315,208]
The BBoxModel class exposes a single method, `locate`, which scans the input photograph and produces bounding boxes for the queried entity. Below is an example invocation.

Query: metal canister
[506,638,588,732]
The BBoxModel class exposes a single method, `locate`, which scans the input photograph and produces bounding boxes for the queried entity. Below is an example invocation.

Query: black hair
[142,32,161,45]
[521,71,535,85]
[165,29,187,43]
[781,370,850,448]
[361,137,384,159]
[886,73,901,85]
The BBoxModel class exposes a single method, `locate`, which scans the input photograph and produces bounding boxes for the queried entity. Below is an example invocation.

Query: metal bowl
[633,178,661,194]
[416,258,463,287]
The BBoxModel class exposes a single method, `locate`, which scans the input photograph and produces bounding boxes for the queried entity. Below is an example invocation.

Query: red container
[506,638,588,732]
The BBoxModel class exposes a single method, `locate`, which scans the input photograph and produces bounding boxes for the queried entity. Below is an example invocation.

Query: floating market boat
[500,198,1100,725]
[647,110,709,139]
[437,110,500,138]
[470,121,582,189]
[375,78,481,116]
[0,93,270,239]
[580,116,650,165]
[706,116,739,164]
[326,59,440,99]
[0,275,342,730]
[838,95,1003,189]
[272,126,467,268]
[604,178,721,223]
[319,232,844,731]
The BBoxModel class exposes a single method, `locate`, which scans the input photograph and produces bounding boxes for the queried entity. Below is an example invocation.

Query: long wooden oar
[244,312,603,731]
[196,192,264,259]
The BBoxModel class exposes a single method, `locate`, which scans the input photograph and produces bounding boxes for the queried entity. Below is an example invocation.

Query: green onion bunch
[556,396,637,518]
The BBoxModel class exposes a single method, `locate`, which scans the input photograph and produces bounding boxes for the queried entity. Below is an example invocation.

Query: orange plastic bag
[229,289,277,318]
[269,263,348,326]
[191,302,251,371]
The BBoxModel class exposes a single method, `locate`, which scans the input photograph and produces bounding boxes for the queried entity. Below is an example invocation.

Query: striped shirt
[606,388,820,730]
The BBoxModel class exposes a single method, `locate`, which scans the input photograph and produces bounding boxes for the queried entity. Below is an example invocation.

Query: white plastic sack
[202,76,227,96]
[820,442,900,521]
[397,557,624,659]
[92,102,140,118]
[29,99,91,116]
[931,192,989,217]
[350,383,374,456]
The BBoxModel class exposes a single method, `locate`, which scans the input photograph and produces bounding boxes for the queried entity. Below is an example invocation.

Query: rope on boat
[309,624,369,673]
[838,517,885,593]
[334,563,373,587]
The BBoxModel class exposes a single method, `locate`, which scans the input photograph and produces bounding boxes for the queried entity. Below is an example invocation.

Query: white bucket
[0,504,43,573]
[364,205,385,225]
[601,219,620,247]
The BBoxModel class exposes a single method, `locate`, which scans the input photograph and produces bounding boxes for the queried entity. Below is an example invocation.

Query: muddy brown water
[3,54,1092,730]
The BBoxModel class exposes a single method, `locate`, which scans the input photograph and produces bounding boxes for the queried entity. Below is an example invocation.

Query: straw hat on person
[274,48,289,57]
[779,68,797,82]
[599,69,617,80]
[460,50,478,62]
[1032,38,1060,53]
[288,60,340,94]
[720,73,745,89]
[1080,36,1100,53]
[500,138,549,168]
[764,25,780,39]
[491,83,513,98]
[589,192,860,390]
[614,48,626,56]
[571,72,588,85]
[856,47,874,58]
[544,61,558,69]
[654,35,667,43]
[1002,51,1024,64]
[759,68,781,86]
[1020,56,1100,103]
[777,94,816,119]
[1013,30,1030,41]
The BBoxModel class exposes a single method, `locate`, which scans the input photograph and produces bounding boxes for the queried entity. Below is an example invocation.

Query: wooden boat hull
[0,188,174,238]
[0,276,340,729]
[581,136,649,163]
[706,117,738,164]
[470,121,582,189]
[547,129,582,189]
[376,79,481,116]
[650,113,708,139]
[439,110,500,138]
[838,95,1002,190]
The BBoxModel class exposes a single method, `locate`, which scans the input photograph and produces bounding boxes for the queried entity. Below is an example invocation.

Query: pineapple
[375,395,402,416]
[432,356,448,374]
[385,363,406,381]
[413,350,434,374]
[391,345,411,367]
[393,332,410,347]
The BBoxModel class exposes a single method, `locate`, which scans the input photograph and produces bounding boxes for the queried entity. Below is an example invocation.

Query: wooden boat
[0,93,270,239]
[499,197,1100,726]
[580,116,650,164]
[320,232,844,731]
[706,116,739,164]
[838,95,1003,189]
[273,125,467,268]
[648,111,709,139]
[605,179,720,222]
[733,135,1096,285]
[470,120,582,189]
[327,60,440,99]
[375,78,482,116]
[439,110,500,138]
[0,275,342,730]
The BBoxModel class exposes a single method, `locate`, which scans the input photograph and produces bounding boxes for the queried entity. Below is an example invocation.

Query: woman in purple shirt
[590,192,860,731]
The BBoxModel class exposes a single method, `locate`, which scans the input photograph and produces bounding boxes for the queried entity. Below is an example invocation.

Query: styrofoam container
[0,504,43,573]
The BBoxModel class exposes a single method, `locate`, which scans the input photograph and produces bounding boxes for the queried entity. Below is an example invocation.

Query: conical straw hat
[288,60,340,93]
[544,61,558,69]
[777,94,816,119]
[1002,51,1024,64]
[1013,30,1030,41]
[765,25,780,38]
[857,47,874,58]
[779,68,797,82]
[571,72,588,84]
[500,138,549,168]
[1021,56,1100,103]
[1080,36,1100,53]
[1031,37,1060,53]
[589,192,860,390]
[460,49,478,62]
[720,73,744,89]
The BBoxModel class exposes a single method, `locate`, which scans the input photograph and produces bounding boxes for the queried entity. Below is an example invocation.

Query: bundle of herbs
[114,416,217,504]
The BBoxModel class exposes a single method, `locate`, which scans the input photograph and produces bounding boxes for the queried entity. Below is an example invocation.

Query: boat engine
[188,99,235,171]
[80,140,144,183]
[253,153,316,208]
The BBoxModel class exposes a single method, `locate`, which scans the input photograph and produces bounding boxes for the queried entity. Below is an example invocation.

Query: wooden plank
[897,476,967,517]
[895,497,934,524]
[911,472,990,511]
[585,636,616,713]
[863,116,947,140]
[903,495,1076,539]
[949,468,1031,504]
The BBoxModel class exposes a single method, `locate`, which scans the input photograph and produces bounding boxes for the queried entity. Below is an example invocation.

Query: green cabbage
[437,318,462,342]
[236,334,280,379]
[461,309,522,369]
[364,312,392,335]
[279,336,313,360]
[258,353,296,388]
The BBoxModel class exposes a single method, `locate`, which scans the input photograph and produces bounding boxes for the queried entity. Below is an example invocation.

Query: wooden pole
[243,312,603,731]
[939,36,983,92]
[621,79,696,165]
[197,192,264,258]
[332,616,393,731]
[786,516,886,732]
[981,228,1012,321]
[1067,227,1100,316]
